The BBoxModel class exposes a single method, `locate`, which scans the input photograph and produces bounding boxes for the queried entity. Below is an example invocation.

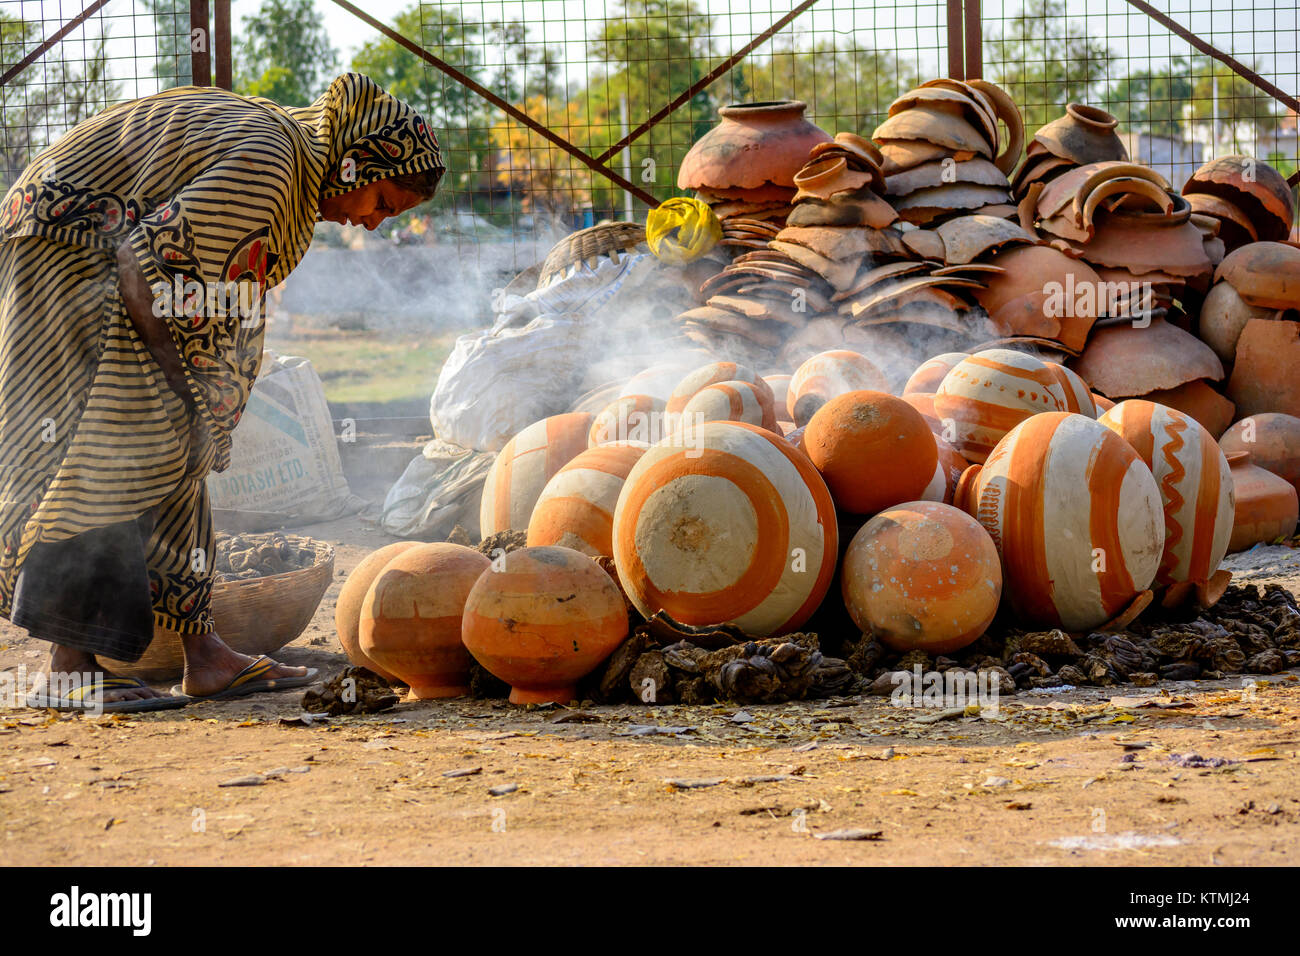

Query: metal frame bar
[946,0,964,79]
[329,0,659,205]
[0,0,112,89]
[190,0,211,87]
[963,0,982,80]
[593,0,822,165]
[214,0,232,90]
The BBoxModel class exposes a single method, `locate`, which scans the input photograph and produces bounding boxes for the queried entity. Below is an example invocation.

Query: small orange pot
[461,547,628,705]
[334,541,419,683]
[1226,452,1299,552]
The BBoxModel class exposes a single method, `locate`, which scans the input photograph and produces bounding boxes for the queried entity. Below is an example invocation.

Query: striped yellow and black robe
[0,73,443,657]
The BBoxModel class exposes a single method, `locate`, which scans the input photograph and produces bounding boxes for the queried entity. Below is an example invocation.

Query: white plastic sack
[379,438,494,539]
[429,314,586,452]
[207,350,360,523]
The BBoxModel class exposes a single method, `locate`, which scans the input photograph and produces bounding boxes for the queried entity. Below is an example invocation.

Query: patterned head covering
[288,73,446,200]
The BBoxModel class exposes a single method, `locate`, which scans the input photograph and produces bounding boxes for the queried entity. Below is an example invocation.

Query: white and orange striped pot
[903,351,970,395]
[763,373,794,422]
[842,501,1002,653]
[589,394,666,447]
[1098,400,1234,604]
[527,442,649,557]
[788,349,890,426]
[921,434,969,505]
[1043,361,1097,416]
[620,362,693,402]
[933,349,1066,463]
[612,420,837,636]
[666,361,778,430]
[960,411,1165,631]
[479,412,594,537]
[461,546,628,705]
[681,379,770,429]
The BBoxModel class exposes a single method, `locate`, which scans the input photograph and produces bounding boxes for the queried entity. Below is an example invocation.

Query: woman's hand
[115,240,191,402]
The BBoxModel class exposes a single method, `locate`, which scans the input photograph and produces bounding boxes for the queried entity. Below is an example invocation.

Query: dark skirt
[11,516,155,662]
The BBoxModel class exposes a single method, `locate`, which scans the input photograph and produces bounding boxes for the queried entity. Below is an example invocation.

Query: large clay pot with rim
[1226,452,1299,551]
[359,543,491,699]
[334,541,419,683]
[1219,413,1300,500]
[1183,156,1294,242]
[1032,104,1128,166]
[461,546,628,705]
[678,101,832,192]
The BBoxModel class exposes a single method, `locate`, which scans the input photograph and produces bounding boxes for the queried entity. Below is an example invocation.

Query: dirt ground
[2,514,1298,866]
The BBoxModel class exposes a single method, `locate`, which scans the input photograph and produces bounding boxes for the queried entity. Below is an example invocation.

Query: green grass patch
[264,329,464,405]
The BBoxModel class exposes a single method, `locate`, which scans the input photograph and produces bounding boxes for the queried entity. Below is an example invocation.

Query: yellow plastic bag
[646,197,722,265]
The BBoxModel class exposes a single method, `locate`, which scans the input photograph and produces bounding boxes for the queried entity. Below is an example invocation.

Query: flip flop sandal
[25,676,191,713]
[169,656,319,701]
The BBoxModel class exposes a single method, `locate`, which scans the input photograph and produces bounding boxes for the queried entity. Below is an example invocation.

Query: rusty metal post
[963,0,982,80]
[213,0,232,90]
[946,0,965,79]
[190,0,211,87]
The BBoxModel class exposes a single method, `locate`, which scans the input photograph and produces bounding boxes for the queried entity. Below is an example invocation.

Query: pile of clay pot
[333,343,1300,707]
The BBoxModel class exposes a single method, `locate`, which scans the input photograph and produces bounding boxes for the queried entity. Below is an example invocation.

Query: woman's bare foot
[178,631,309,697]
[35,645,165,703]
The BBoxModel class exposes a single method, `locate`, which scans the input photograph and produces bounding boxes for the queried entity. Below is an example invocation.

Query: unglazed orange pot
[803,390,937,516]
[1220,413,1300,499]
[359,543,490,699]
[1226,452,1299,552]
[334,540,419,683]
[677,101,832,192]
[461,546,628,705]
[842,501,1001,653]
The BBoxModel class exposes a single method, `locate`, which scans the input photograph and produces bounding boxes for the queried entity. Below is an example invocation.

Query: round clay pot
[933,349,1065,462]
[1199,280,1277,363]
[1215,241,1300,310]
[1220,413,1300,499]
[842,501,1001,653]
[359,543,491,699]
[1033,103,1128,166]
[461,546,629,705]
[527,443,648,557]
[589,394,666,447]
[666,361,777,431]
[620,363,693,402]
[334,541,418,683]
[681,380,770,429]
[1226,452,1299,551]
[803,390,937,515]
[904,352,970,394]
[480,412,594,537]
[1098,400,1234,590]
[678,100,832,192]
[920,434,969,505]
[1224,318,1300,419]
[612,421,836,636]
[1141,379,1236,439]
[788,350,890,426]
[968,412,1165,630]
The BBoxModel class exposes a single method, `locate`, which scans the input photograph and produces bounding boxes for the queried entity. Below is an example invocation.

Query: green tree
[235,0,339,106]
[1,11,119,190]
[984,0,1116,132]
[142,0,192,88]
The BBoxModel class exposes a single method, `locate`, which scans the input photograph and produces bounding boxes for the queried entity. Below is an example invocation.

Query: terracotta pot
[888,87,1000,151]
[1183,155,1294,242]
[359,544,491,699]
[1070,318,1223,399]
[666,361,778,430]
[788,350,890,426]
[334,541,418,684]
[480,412,594,537]
[1226,452,1299,552]
[1140,379,1236,439]
[1220,413,1300,500]
[1225,318,1300,418]
[762,373,793,420]
[1215,241,1300,310]
[1198,280,1279,363]
[589,394,666,447]
[904,352,970,394]
[612,421,837,636]
[921,434,970,504]
[681,379,771,429]
[879,139,958,175]
[933,348,1066,462]
[803,390,937,515]
[1042,361,1097,415]
[933,214,1034,265]
[461,546,628,705]
[619,363,693,402]
[975,245,1101,353]
[1186,192,1258,252]
[527,443,648,557]
[874,106,994,157]
[967,79,1025,176]
[968,412,1164,630]
[1033,103,1128,166]
[678,101,832,192]
[1098,401,1234,591]
[841,501,1001,653]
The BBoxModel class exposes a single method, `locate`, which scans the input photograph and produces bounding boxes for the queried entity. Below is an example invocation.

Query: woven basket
[101,536,335,682]
[538,221,646,287]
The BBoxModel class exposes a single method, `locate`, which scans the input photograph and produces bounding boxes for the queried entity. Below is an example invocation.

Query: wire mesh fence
[2,0,1298,269]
